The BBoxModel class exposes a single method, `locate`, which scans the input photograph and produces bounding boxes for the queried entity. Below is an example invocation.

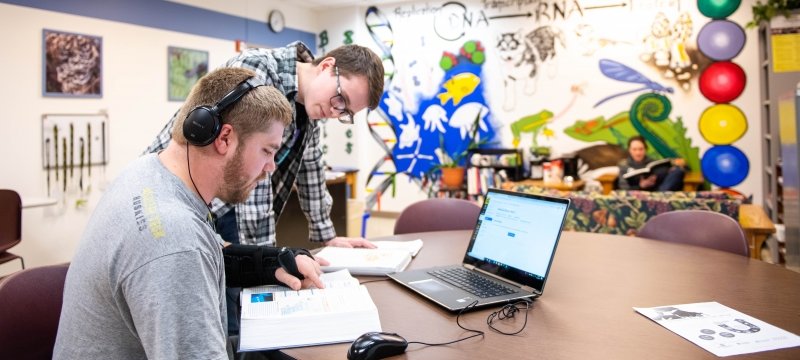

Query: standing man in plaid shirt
[146,42,383,249]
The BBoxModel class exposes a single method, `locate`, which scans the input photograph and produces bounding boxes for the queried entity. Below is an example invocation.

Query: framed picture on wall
[168,46,209,101]
[42,29,103,98]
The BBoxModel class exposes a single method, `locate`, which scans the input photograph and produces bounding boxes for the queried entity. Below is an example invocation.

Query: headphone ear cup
[183,106,221,146]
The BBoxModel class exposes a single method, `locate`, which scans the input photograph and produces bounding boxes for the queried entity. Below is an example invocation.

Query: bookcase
[465,148,524,201]
[758,12,800,269]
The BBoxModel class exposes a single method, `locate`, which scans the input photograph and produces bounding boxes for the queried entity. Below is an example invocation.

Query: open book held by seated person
[617,136,685,191]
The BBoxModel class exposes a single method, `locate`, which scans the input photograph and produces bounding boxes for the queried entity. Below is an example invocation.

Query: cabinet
[465,148,523,201]
[275,177,347,249]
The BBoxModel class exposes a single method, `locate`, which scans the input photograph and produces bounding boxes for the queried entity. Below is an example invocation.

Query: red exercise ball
[699,61,746,103]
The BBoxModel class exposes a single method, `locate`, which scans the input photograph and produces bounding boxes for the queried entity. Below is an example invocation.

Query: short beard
[218,146,254,204]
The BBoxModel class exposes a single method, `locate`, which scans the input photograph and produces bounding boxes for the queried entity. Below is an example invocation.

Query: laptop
[388,188,570,312]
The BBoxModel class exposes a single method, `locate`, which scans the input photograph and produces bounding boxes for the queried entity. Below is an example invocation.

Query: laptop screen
[463,189,570,292]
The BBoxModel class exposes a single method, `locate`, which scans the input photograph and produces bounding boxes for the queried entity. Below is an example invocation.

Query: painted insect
[594,59,674,108]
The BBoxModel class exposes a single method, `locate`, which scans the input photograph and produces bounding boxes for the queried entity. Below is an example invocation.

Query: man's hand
[275,255,325,290]
[324,236,376,249]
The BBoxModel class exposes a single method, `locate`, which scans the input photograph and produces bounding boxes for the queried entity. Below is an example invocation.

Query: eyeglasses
[330,66,355,124]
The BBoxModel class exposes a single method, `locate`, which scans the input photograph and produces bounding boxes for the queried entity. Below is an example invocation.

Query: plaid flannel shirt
[144,42,335,246]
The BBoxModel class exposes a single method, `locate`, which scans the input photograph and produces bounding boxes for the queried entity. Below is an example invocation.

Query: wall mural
[356,0,753,211]
[566,58,701,171]
[366,38,497,207]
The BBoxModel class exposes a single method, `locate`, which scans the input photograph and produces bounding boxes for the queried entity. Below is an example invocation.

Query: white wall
[0,2,319,276]
[168,0,319,33]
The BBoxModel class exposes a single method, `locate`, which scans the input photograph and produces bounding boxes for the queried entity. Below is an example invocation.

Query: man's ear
[213,124,236,155]
[317,57,336,73]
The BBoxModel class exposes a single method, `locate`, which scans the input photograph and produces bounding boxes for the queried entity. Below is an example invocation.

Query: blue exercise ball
[701,145,749,187]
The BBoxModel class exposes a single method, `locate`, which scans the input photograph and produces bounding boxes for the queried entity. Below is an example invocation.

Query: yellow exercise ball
[699,104,747,145]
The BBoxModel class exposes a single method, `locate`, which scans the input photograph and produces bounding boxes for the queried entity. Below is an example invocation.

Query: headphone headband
[183,77,264,147]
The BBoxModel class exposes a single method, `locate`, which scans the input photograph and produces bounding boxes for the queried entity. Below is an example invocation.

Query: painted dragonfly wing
[598,59,654,85]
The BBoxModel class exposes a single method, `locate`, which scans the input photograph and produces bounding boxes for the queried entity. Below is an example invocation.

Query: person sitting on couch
[617,136,685,191]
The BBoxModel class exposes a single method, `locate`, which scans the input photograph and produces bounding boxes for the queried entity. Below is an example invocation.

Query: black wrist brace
[222,244,314,288]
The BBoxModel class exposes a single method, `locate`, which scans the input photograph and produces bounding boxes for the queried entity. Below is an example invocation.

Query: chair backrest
[637,210,749,257]
[0,189,22,252]
[0,263,70,360]
[394,198,481,235]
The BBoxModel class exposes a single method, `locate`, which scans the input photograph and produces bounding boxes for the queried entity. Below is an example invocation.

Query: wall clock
[268,10,285,33]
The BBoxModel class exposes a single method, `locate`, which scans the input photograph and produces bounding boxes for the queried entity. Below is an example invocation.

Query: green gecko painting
[564,93,700,172]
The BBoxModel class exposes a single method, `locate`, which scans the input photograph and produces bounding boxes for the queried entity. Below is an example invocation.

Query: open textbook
[621,158,672,179]
[635,301,800,357]
[315,239,424,276]
[239,270,382,351]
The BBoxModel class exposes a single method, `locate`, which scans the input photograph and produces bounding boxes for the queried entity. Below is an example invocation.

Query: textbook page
[634,301,800,357]
[372,239,424,257]
[316,246,413,276]
[239,270,382,351]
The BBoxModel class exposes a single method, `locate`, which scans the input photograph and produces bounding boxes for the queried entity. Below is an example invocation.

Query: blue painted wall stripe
[1,0,316,49]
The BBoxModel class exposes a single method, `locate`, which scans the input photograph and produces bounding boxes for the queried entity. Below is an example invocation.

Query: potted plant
[747,0,800,28]
[428,111,485,190]
[436,145,468,189]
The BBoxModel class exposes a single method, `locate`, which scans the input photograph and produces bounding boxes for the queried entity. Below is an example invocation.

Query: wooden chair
[0,263,70,360]
[394,198,481,235]
[0,189,24,270]
[637,210,749,257]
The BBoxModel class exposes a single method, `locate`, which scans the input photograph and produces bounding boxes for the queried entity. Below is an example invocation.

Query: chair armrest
[683,171,704,191]
[739,204,776,260]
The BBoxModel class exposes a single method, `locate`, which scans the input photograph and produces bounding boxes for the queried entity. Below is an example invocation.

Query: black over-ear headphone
[183,77,262,146]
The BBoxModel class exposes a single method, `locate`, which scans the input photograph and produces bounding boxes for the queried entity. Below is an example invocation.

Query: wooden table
[329,166,358,199]
[282,230,800,359]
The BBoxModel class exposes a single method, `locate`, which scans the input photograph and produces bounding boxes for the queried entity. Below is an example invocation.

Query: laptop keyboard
[428,268,518,298]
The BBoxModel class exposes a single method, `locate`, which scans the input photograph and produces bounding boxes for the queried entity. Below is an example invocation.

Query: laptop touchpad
[410,279,451,293]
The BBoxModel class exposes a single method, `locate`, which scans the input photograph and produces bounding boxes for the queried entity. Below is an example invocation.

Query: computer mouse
[347,331,408,360]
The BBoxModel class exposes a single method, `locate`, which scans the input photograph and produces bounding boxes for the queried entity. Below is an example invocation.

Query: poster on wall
[42,29,103,97]
[168,46,209,101]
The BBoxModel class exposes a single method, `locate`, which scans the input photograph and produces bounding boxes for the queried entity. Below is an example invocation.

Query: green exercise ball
[697,0,741,19]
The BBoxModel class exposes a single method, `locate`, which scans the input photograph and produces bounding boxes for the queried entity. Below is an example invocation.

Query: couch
[503,185,743,236]
[503,184,776,260]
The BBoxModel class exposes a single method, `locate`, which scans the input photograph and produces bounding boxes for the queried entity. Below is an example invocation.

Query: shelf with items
[465,148,524,201]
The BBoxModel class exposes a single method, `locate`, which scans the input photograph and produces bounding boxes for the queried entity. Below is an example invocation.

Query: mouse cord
[407,299,534,347]
[487,299,533,335]
[407,300,485,346]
